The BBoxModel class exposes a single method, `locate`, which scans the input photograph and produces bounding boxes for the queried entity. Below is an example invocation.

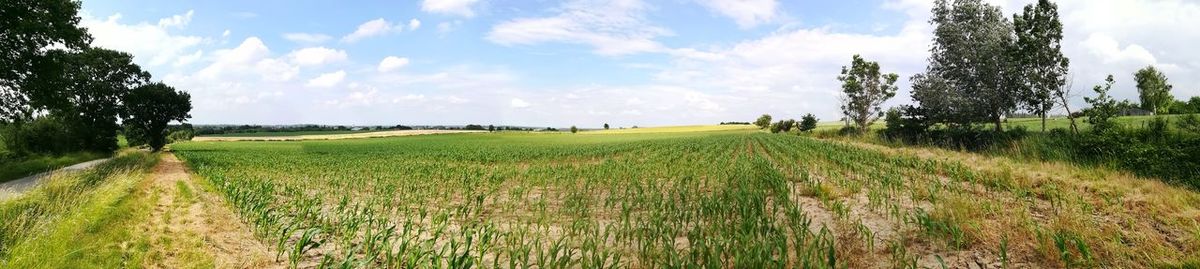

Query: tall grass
[0,151,157,267]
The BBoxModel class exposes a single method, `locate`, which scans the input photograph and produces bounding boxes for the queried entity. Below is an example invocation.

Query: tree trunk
[1041,112,1047,132]
[1058,94,1078,135]
[994,115,1004,132]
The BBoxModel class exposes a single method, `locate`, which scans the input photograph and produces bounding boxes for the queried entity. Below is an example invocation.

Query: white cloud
[421,0,482,17]
[174,50,203,67]
[487,0,671,55]
[409,19,422,31]
[342,18,397,43]
[694,0,780,28]
[222,29,231,38]
[1082,33,1157,66]
[377,56,410,72]
[81,11,204,67]
[287,47,348,66]
[307,70,347,88]
[197,37,299,82]
[510,98,531,108]
[157,10,194,28]
[283,33,332,44]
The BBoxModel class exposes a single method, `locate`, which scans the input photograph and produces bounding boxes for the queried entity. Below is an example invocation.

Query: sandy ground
[0,158,111,200]
[191,130,485,142]
[142,154,282,268]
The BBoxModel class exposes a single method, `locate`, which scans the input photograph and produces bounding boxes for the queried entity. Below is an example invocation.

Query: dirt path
[0,158,111,200]
[141,154,282,268]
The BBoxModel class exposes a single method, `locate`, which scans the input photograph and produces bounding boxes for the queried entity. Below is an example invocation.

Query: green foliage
[838,55,898,132]
[1084,75,1121,131]
[0,116,78,155]
[1177,114,1200,134]
[1134,66,1173,115]
[122,82,192,151]
[912,0,1019,131]
[167,129,194,143]
[603,123,609,130]
[24,48,150,152]
[570,125,578,133]
[769,119,795,133]
[799,114,818,132]
[1013,0,1069,131]
[754,114,772,129]
[0,0,92,123]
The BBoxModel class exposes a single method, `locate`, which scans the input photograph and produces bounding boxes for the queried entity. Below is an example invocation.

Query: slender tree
[1013,0,1069,132]
[838,55,899,133]
[911,0,1019,131]
[1134,66,1173,115]
[122,82,192,151]
[1084,75,1120,131]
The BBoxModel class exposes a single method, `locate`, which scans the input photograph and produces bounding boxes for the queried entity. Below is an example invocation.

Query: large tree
[754,114,772,129]
[122,82,191,151]
[1013,0,1069,132]
[1134,66,1173,115]
[23,48,150,151]
[0,0,92,122]
[911,0,1019,132]
[838,54,898,133]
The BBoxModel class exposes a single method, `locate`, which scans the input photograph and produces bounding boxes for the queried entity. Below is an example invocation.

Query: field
[199,130,385,137]
[191,130,484,142]
[172,129,1200,268]
[582,125,757,134]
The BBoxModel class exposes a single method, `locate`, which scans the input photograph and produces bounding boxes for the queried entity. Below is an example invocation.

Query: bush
[167,130,194,143]
[1176,114,1200,134]
[1,117,80,155]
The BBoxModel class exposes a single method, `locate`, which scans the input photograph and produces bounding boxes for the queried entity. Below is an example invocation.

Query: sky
[78,0,1200,127]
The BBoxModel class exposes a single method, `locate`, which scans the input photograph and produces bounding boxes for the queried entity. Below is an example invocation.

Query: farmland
[172,129,1200,268]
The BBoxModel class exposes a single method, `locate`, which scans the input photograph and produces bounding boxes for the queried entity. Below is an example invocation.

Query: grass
[0,151,159,268]
[0,151,109,183]
[171,128,1200,268]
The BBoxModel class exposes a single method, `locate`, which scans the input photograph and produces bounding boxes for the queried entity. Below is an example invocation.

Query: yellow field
[581,124,757,134]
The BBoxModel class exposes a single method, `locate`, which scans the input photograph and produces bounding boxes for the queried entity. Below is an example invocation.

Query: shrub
[1176,114,1200,134]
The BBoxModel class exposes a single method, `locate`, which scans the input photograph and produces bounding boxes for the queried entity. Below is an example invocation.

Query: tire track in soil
[143,154,283,268]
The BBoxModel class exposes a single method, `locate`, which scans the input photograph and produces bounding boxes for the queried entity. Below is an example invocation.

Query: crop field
[173,130,1200,268]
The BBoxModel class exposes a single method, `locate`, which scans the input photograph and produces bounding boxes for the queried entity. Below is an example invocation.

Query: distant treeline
[719,122,752,125]
[192,124,552,135]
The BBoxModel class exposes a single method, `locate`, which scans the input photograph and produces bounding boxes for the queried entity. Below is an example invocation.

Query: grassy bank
[0,152,110,183]
[0,151,158,268]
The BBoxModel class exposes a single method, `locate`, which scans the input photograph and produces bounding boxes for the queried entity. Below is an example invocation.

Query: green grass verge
[0,151,159,268]
[0,152,110,183]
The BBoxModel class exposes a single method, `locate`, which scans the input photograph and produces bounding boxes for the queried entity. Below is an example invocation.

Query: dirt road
[140,154,282,268]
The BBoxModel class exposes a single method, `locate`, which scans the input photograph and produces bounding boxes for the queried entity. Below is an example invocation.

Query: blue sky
[79,0,1200,127]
